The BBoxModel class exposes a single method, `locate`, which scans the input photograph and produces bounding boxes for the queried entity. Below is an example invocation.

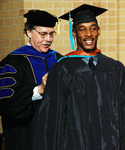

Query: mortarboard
[59,4,107,27]
[59,4,107,50]
[24,9,58,27]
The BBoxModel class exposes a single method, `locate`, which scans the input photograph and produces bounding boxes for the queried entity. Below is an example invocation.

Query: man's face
[27,26,55,53]
[73,21,100,52]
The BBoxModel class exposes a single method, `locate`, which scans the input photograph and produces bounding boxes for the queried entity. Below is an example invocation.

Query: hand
[38,73,48,95]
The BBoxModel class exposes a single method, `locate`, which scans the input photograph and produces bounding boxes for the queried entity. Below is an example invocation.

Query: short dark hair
[24,22,36,36]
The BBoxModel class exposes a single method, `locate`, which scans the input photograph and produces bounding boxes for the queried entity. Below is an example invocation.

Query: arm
[0,55,38,119]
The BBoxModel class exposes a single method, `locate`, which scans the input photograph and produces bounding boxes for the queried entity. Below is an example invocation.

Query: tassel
[55,19,61,35]
[69,11,75,50]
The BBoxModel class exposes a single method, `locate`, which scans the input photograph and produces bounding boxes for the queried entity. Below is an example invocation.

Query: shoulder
[99,54,123,65]
[98,53,124,71]
[0,53,30,69]
[9,45,27,54]
[47,49,63,60]
[51,56,86,75]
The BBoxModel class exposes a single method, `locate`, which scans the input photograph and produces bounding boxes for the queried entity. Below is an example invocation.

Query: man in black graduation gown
[33,4,125,150]
[0,9,62,150]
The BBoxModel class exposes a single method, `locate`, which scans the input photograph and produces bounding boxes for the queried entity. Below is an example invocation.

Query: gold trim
[24,56,37,84]
[0,64,17,75]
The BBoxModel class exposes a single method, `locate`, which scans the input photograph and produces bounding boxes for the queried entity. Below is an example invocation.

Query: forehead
[75,21,98,28]
[35,26,54,32]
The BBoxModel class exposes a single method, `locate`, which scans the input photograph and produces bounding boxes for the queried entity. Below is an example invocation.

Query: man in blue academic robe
[0,9,62,150]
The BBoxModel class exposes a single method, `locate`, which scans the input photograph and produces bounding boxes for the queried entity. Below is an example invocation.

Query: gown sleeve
[0,55,38,119]
[33,63,69,150]
[119,64,125,149]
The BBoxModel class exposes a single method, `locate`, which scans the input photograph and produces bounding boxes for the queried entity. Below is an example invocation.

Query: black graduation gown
[33,53,125,150]
[0,45,62,150]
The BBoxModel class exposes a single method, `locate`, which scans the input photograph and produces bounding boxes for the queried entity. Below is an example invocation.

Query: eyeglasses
[34,29,56,39]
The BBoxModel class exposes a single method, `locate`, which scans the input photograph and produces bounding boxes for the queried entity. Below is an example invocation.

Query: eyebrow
[38,31,55,33]
[78,23,97,28]
[37,30,55,33]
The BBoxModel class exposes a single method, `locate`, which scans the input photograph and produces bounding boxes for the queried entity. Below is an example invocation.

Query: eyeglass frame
[34,29,56,39]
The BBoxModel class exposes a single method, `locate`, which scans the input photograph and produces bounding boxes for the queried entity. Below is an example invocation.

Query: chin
[83,47,96,53]
[40,48,49,53]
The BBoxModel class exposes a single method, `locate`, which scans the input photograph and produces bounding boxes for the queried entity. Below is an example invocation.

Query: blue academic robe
[0,45,62,150]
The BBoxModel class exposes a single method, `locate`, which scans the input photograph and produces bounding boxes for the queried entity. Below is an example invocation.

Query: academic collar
[57,49,101,63]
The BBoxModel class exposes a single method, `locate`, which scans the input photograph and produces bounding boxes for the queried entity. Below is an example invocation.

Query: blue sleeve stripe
[0,64,16,75]
[0,77,16,88]
[0,88,14,99]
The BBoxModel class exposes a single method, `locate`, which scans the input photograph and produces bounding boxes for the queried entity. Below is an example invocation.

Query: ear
[72,29,76,38]
[97,27,100,36]
[26,30,32,38]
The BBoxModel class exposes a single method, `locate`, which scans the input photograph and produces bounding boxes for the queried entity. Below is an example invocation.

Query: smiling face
[27,26,55,53]
[73,21,100,53]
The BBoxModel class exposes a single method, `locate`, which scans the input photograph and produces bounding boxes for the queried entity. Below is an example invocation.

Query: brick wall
[0,0,125,132]
[0,0,125,63]
[0,0,25,61]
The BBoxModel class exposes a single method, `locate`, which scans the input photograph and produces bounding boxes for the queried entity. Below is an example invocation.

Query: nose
[45,34,51,41]
[85,29,92,37]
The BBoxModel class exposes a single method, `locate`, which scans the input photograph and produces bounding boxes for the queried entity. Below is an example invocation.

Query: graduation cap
[59,4,107,50]
[24,9,58,27]
[59,4,107,27]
